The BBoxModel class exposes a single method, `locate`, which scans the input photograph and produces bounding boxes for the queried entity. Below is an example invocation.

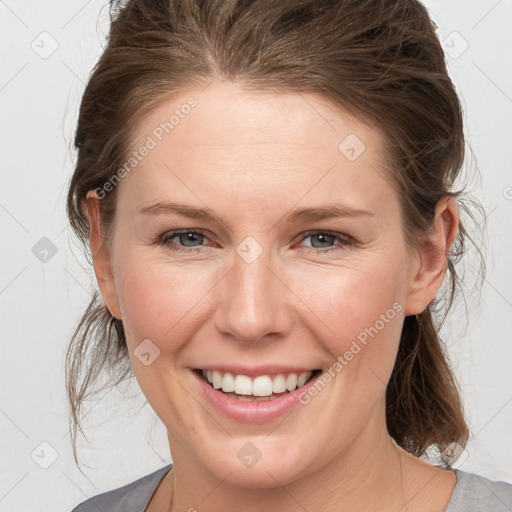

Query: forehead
[133,80,385,156]
[120,81,396,217]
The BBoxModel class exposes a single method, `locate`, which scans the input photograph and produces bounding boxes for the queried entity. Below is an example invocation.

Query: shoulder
[445,469,512,511]
[70,464,172,512]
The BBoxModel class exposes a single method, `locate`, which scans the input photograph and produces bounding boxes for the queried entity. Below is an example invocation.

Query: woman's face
[87,80,447,487]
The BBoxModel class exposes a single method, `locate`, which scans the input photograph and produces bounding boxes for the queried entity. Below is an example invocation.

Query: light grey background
[0,1,511,511]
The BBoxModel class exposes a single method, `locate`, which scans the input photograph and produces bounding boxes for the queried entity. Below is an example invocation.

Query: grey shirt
[71,464,512,511]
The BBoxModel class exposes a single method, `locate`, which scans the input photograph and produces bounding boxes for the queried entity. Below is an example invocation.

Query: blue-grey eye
[165,230,205,247]
[306,232,337,248]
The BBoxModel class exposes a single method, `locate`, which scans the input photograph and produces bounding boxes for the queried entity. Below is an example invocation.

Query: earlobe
[84,190,122,320]
[403,197,459,316]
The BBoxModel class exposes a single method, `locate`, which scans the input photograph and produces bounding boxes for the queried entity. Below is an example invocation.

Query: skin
[85,80,459,511]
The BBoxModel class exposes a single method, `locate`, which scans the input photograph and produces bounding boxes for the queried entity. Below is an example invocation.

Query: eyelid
[156,228,355,253]
[156,229,212,252]
[294,230,355,252]
[298,230,353,244]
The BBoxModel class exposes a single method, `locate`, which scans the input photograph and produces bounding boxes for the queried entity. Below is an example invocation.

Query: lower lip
[192,370,320,423]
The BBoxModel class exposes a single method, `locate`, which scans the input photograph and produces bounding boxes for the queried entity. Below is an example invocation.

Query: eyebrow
[138,201,374,224]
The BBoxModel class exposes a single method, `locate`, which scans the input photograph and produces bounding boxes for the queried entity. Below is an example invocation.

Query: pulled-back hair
[66,0,486,467]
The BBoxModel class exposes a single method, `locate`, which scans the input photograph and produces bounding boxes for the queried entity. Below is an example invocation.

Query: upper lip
[195,365,319,377]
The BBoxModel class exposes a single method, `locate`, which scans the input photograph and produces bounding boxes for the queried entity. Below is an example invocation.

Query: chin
[201,435,319,489]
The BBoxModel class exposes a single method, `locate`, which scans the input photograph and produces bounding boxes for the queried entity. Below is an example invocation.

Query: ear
[84,190,122,320]
[403,196,459,316]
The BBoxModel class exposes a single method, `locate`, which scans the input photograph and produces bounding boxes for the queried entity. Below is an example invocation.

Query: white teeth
[285,373,298,391]
[234,375,253,395]
[202,370,314,397]
[252,376,273,396]
[272,374,287,394]
[212,370,222,389]
[297,373,308,387]
[228,393,271,401]
[221,372,235,393]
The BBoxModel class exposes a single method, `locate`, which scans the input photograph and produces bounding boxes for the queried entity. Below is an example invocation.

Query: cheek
[293,256,405,336]
[114,253,219,352]
[289,254,407,389]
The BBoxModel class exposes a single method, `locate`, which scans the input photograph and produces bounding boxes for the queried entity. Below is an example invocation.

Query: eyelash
[154,229,355,254]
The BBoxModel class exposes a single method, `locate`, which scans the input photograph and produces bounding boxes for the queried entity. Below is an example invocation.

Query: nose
[212,243,293,345]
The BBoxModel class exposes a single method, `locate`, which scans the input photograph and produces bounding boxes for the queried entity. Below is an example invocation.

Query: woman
[67,0,512,511]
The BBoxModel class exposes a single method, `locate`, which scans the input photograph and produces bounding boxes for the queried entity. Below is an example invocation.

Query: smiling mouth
[194,368,321,401]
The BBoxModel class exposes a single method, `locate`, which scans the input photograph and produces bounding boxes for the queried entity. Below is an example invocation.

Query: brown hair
[66,0,486,468]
